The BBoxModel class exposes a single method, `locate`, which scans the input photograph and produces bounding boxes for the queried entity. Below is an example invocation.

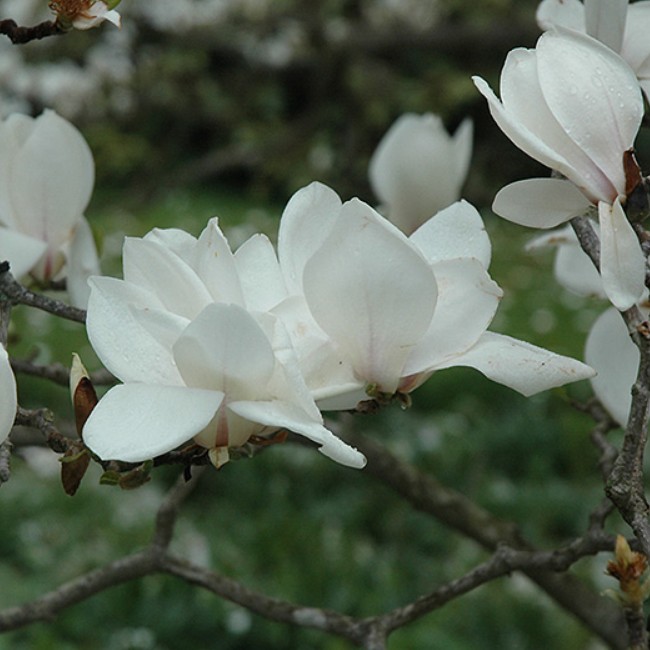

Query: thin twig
[0,263,86,324]
[11,358,115,387]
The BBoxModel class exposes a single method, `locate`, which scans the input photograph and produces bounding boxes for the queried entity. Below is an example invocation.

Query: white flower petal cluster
[0,345,17,445]
[369,113,473,234]
[527,227,643,427]
[537,0,650,101]
[49,0,121,31]
[0,110,100,308]
[84,182,595,467]
[473,29,645,311]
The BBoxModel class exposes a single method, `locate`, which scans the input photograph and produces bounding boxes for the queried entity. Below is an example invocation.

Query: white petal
[537,0,586,32]
[129,305,189,351]
[410,200,491,267]
[173,303,275,396]
[368,114,470,234]
[554,236,606,298]
[228,400,366,468]
[122,237,213,319]
[86,276,182,385]
[9,111,94,246]
[303,199,437,393]
[493,178,591,228]
[0,346,16,443]
[0,228,47,278]
[144,227,198,261]
[537,29,643,198]
[474,57,602,196]
[620,3,650,70]
[194,218,244,305]
[83,384,224,462]
[277,182,341,294]
[584,0,627,53]
[235,234,288,311]
[585,307,635,426]
[452,118,474,190]
[598,198,645,311]
[405,258,502,375]
[66,216,100,309]
[439,331,595,396]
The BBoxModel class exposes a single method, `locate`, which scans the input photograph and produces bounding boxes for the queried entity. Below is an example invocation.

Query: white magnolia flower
[473,29,645,311]
[368,113,473,234]
[49,0,121,30]
[83,225,365,469]
[0,110,100,308]
[537,0,650,101]
[254,182,596,408]
[0,346,16,444]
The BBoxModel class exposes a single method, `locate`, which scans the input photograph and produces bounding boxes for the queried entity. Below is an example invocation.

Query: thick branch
[0,18,62,44]
[11,358,115,387]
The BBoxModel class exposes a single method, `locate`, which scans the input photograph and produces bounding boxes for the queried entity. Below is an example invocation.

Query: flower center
[49,0,94,21]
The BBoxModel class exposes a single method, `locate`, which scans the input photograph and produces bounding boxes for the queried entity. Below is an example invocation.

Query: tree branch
[0,18,62,44]
[0,263,86,324]
[571,216,650,565]
[343,427,627,648]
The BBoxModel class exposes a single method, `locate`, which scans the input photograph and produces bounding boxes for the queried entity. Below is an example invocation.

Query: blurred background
[0,0,629,647]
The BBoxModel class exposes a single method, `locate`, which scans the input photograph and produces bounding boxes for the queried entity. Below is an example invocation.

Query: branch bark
[0,18,62,44]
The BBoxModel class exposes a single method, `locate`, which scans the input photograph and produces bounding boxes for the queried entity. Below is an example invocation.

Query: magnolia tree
[3,0,650,648]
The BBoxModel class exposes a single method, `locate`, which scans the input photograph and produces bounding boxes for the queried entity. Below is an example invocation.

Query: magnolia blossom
[49,0,121,30]
[473,28,645,311]
[0,110,100,308]
[528,227,641,426]
[83,226,365,468]
[268,183,595,407]
[84,182,595,466]
[0,346,16,445]
[368,113,473,234]
[537,0,650,101]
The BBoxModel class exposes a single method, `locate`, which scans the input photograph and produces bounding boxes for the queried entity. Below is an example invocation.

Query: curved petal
[66,216,100,309]
[83,384,224,462]
[144,227,198,261]
[9,110,94,245]
[452,118,474,189]
[584,0,627,53]
[0,228,47,278]
[537,29,643,197]
[493,178,591,228]
[598,198,645,311]
[474,54,606,200]
[526,224,604,297]
[621,3,650,70]
[235,234,288,311]
[173,303,276,397]
[303,199,437,393]
[194,218,244,305]
[277,182,341,294]
[405,258,503,375]
[585,307,636,426]
[86,276,182,385]
[368,113,469,234]
[410,200,491,267]
[228,399,366,468]
[0,346,16,443]
[122,237,213,319]
[536,0,586,32]
[439,331,595,396]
